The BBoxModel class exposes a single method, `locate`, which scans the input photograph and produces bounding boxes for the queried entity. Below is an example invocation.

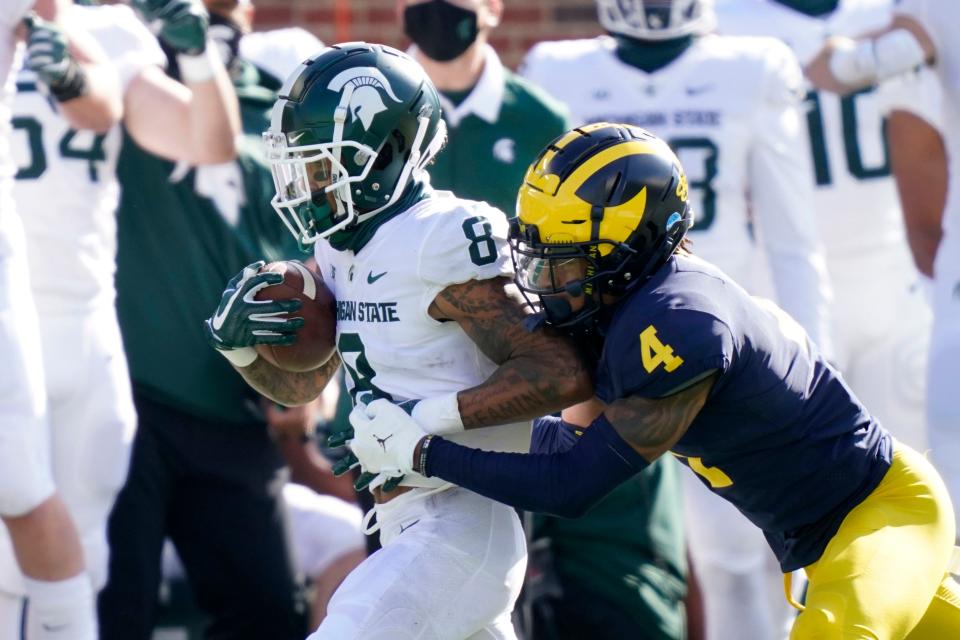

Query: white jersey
[0,0,31,184]
[897,0,960,242]
[717,0,914,258]
[12,4,164,312]
[314,191,531,488]
[522,34,833,352]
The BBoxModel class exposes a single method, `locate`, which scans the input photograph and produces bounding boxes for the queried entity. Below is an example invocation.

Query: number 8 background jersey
[12,3,164,312]
[521,32,834,354]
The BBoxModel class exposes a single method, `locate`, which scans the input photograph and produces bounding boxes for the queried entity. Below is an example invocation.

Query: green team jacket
[428,46,569,217]
[115,62,301,424]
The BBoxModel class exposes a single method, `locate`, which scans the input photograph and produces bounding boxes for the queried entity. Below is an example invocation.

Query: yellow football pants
[790,443,960,640]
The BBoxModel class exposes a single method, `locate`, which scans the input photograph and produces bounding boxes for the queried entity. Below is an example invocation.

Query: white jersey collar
[431,44,506,128]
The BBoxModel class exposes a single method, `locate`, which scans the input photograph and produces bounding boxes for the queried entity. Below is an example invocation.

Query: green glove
[132,0,209,55]
[204,261,304,360]
[22,13,87,101]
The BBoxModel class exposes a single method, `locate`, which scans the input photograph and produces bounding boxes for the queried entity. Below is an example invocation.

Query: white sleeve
[417,200,514,304]
[749,42,835,358]
[88,6,165,91]
[240,28,324,84]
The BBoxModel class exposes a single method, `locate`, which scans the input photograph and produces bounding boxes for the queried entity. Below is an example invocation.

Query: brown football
[254,260,336,372]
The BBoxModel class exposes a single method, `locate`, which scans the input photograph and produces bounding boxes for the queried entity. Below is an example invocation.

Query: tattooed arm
[236,352,342,407]
[603,371,716,460]
[418,372,717,517]
[428,276,593,428]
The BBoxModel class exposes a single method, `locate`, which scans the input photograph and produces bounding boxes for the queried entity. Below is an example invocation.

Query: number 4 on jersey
[639,325,684,373]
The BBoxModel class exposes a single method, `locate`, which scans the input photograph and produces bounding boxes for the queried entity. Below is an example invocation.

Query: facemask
[404,0,479,62]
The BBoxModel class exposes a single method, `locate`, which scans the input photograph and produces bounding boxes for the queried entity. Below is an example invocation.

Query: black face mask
[404,0,479,62]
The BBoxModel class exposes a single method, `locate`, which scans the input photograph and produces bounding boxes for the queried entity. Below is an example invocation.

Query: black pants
[98,393,308,640]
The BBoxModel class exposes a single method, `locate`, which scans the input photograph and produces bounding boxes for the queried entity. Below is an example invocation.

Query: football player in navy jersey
[344,123,960,639]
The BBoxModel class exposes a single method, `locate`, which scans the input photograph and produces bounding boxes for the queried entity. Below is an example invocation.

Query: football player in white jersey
[716,0,934,480]
[4,0,239,628]
[803,0,960,541]
[521,2,834,638]
[522,0,833,354]
[205,42,593,639]
[0,2,123,638]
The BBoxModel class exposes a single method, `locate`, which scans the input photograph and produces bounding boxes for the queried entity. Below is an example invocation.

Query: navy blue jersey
[595,254,892,571]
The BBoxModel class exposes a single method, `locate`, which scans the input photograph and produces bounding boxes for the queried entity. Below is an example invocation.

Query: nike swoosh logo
[41,623,68,632]
[399,519,420,534]
[685,84,714,96]
[367,271,387,284]
[287,131,308,144]
[212,286,244,331]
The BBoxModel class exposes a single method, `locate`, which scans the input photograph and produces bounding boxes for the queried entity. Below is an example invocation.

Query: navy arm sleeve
[424,414,648,518]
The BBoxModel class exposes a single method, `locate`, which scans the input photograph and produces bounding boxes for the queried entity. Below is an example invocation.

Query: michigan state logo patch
[326,67,402,131]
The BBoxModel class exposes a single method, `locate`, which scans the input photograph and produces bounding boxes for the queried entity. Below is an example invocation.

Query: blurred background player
[521,2,833,638]
[716,0,933,467]
[0,1,120,637]
[97,0,330,637]
[400,2,695,638]
[802,0,960,544]
[401,0,569,215]
[7,4,237,630]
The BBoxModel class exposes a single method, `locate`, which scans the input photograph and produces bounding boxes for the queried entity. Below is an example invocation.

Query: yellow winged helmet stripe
[518,138,666,256]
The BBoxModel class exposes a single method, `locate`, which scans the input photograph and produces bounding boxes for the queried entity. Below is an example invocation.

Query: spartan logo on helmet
[326,67,402,131]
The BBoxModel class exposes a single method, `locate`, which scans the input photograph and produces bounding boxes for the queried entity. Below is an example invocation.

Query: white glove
[348,399,429,481]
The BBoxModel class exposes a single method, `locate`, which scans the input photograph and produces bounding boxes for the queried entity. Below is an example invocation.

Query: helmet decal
[326,67,402,131]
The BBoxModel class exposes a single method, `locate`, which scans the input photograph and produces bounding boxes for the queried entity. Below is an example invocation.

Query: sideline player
[0,1,122,637]
[522,0,833,353]
[716,0,932,464]
[521,2,834,635]
[204,43,592,638]
[6,0,238,628]
[803,0,960,541]
[348,123,960,640]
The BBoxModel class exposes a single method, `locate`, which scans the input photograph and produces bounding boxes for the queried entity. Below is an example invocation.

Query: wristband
[47,60,88,102]
[217,346,258,368]
[417,435,435,476]
[411,392,464,435]
[177,46,218,83]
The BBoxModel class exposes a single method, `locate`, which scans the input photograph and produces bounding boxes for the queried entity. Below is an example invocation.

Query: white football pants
[929,232,960,538]
[309,487,526,640]
[828,246,931,452]
[0,304,135,596]
[684,474,794,640]
[0,204,54,519]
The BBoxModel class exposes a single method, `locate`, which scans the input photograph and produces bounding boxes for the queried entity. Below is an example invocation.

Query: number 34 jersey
[313,191,531,486]
[522,35,832,354]
[12,4,164,312]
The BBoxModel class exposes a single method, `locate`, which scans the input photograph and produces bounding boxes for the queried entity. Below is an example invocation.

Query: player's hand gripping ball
[253,261,336,372]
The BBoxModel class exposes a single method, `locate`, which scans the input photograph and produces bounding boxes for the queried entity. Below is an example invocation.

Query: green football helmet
[264,42,447,248]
